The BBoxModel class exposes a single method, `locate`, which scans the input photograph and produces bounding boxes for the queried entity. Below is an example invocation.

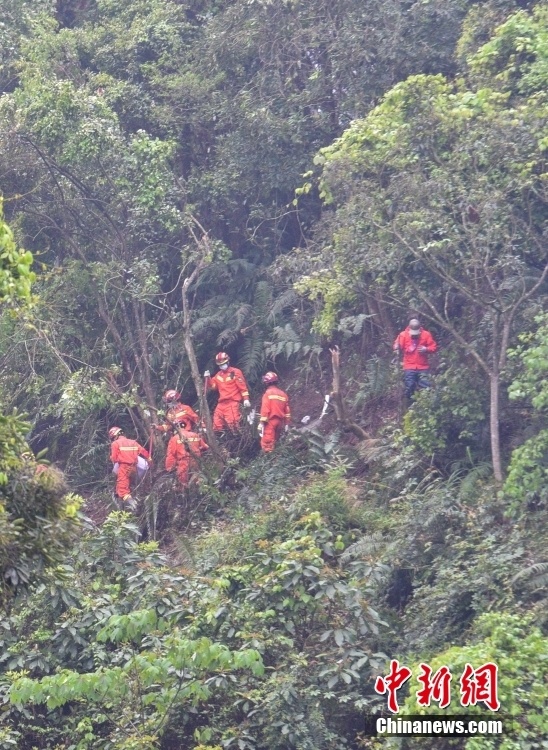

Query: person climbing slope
[165,422,209,486]
[109,426,150,509]
[258,371,291,452]
[204,352,250,432]
[393,318,438,402]
[154,390,200,433]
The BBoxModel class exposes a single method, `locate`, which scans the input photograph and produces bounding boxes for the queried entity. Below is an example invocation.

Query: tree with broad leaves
[298,8,548,482]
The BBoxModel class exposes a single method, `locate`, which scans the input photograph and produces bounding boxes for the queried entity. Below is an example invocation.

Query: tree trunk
[131,299,156,425]
[489,371,503,485]
[181,274,222,461]
[330,346,369,439]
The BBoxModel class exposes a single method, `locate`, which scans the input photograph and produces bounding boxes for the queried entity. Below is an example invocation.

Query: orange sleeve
[234,368,250,399]
[110,443,119,463]
[260,391,270,422]
[138,443,150,460]
[186,405,200,425]
[165,438,177,472]
[424,331,437,353]
[200,438,209,453]
[393,332,403,350]
[207,374,218,392]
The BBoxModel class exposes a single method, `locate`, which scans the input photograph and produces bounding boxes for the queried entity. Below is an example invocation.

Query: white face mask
[220,363,229,371]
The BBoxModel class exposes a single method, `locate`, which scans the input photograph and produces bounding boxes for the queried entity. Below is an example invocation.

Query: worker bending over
[204,352,250,432]
[109,427,150,508]
[154,390,200,433]
[258,372,291,452]
[165,423,209,486]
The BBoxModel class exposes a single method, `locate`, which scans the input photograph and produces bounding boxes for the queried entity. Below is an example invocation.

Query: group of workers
[109,352,291,505]
[109,319,437,507]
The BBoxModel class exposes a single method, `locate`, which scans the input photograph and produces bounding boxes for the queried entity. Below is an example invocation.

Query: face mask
[220,363,229,371]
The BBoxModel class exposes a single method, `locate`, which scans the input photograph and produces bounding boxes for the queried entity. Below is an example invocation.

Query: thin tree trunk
[489,371,503,485]
[330,346,369,439]
[132,299,156,424]
[181,271,222,460]
[97,299,133,382]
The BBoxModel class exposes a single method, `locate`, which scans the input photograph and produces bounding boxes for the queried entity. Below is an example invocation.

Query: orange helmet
[163,389,180,403]
[108,426,123,440]
[215,352,230,366]
[262,371,278,384]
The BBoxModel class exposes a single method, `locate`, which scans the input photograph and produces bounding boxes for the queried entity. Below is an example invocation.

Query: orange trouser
[213,400,242,431]
[176,461,190,485]
[175,458,199,486]
[261,417,284,452]
[116,463,136,499]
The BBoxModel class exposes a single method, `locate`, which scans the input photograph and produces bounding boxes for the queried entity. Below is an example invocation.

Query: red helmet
[262,371,278,384]
[163,389,181,403]
[215,352,230,366]
[108,426,122,440]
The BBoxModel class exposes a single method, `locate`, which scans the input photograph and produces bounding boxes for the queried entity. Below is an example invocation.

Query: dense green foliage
[1,0,548,748]
[0,207,80,611]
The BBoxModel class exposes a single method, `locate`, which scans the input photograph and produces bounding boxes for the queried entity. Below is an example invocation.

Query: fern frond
[341,531,385,563]
[512,561,548,584]
[191,308,231,337]
[234,303,254,329]
[253,280,273,315]
[457,463,492,502]
[529,572,548,589]
[268,288,299,322]
[239,331,266,380]
[217,327,240,346]
[264,323,303,360]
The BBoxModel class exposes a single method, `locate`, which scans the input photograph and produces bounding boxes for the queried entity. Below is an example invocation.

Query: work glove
[418,345,427,353]
[204,370,210,378]
[285,424,290,433]
[258,423,265,438]
[243,399,251,409]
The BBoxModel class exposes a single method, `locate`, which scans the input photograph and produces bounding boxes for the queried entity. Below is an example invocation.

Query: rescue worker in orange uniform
[109,426,150,508]
[204,352,251,432]
[393,318,438,401]
[154,390,200,433]
[258,372,291,452]
[165,422,209,486]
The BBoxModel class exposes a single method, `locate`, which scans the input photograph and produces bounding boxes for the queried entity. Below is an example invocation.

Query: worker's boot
[123,494,138,512]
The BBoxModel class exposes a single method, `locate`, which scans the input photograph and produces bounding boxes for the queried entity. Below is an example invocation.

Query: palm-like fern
[340,531,386,563]
[512,561,548,589]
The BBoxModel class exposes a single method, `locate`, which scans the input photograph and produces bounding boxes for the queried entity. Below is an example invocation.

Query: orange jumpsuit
[259,385,291,452]
[110,436,150,499]
[206,367,250,431]
[165,429,209,485]
[156,402,200,433]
